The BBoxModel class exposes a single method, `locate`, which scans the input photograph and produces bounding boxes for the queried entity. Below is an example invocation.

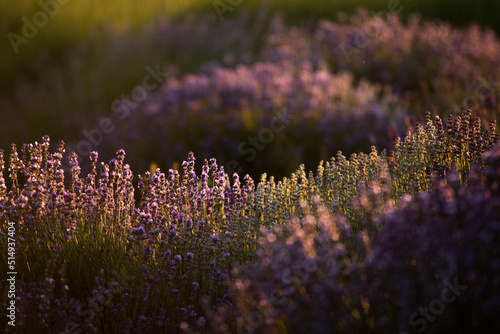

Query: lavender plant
[205,139,500,334]
[0,133,274,332]
[313,9,500,118]
[389,110,498,196]
[0,108,497,332]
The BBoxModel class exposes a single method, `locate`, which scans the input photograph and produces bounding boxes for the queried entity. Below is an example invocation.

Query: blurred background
[1,0,499,181]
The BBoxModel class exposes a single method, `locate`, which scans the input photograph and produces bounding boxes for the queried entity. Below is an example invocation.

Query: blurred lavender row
[73,9,500,180]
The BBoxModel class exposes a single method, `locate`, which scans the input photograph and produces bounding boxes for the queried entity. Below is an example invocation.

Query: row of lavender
[207,143,500,333]
[0,109,498,332]
[98,62,406,180]
[80,9,500,180]
[259,8,500,118]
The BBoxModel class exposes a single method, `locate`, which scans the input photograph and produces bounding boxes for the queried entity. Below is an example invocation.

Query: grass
[0,0,208,87]
[2,0,499,93]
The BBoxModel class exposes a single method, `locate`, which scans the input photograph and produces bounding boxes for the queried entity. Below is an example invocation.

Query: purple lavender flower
[132,225,145,235]
[89,151,99,163]
[143,246,153,259]
[116,149,126,160]
[197,316,205,327]
[164,249,171,260]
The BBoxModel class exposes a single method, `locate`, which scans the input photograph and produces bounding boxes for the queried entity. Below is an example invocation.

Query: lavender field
[1,3,500,333]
